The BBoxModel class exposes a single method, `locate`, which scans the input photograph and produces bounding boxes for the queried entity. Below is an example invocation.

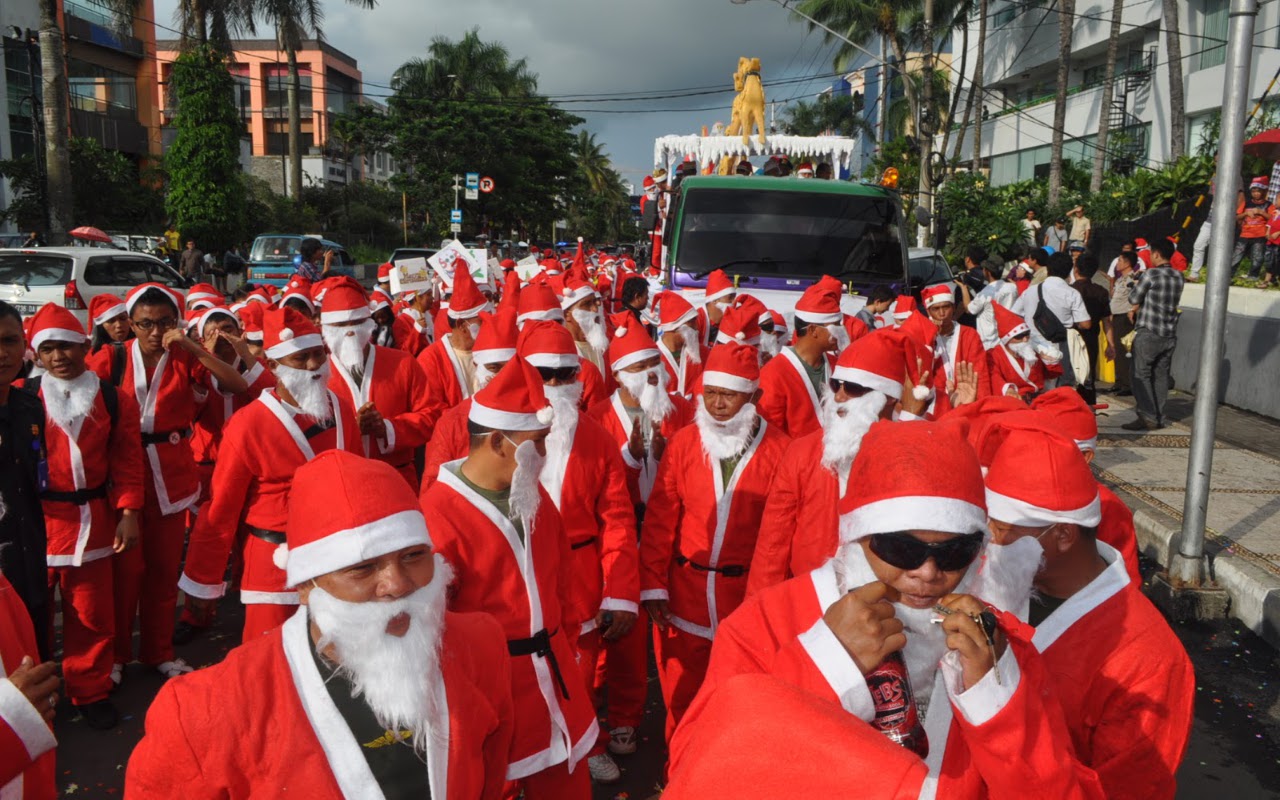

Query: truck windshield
[672,188,905,281]
[251,237,300,262]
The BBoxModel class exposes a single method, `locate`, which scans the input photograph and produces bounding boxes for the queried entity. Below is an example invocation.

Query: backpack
[1032,285,1068,344]
[27,376,119,430]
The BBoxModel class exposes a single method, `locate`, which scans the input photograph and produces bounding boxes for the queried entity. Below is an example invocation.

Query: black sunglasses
[536,366,580,383]
[828,379,874,398]
[866,531,984,572]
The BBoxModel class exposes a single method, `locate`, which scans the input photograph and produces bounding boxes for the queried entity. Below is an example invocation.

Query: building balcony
[71,107,148,156]
[64,13,144,58]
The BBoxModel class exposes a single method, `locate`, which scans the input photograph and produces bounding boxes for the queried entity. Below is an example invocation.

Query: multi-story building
[1,0,162,233]
[950,0,1280,184]
[155,38,396,195]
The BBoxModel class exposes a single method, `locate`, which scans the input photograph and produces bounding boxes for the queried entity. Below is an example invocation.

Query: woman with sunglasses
[670,419,1089,798]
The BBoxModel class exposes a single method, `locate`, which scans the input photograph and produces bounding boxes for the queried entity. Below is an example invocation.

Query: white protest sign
[389,256,432,296]
[426,240,480,289]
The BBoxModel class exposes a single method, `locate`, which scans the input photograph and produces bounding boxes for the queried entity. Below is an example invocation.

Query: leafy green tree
[780,92,873,138]
[165,45,247,250]
[391,28,538,101]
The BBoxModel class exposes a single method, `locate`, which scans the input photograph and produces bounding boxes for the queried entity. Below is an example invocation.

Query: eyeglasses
[132,318,178,332]
[866,531,984,572]
[828,379,874,398]
[536,366,580,383]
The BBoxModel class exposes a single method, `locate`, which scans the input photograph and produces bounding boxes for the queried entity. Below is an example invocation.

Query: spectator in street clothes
[0,570,58,798]
[1068,240,1087,268]
[294,238,331,283]
[1068,204,1093,246]
[967,259,1020,350]
[1106,251,1141,397]
[1023,208,1042,247]
[178,240,204,279]
[1124,238,1185,431]
[21,230,43,248]
[1107,240,1138,279]
[1045,216,1070,253]
[1012,252,1090,386]
[1233,177,1273,282]
[1025,246,1051,286]
[1070,253,1112,404]
[128,451,516,799]
[852,284,895,333]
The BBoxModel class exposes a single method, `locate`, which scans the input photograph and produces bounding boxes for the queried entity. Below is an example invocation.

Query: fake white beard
[826,323,851,352]
[275,362,333,424]
[1007,339,1036,362]
[509,439,546,525]
[373,323,395,348]
[472,362,501,392]
[973,535,1045,622]
[616,367,675,422]
[678,325,702,364]
[694,400,758,462]
[571,308,609,356]
[323,320,375,377]
[41,370,101,432]
[308,556,453,752]
[542,382,583,483]
[819,388,885,474]
[759,330,783,359]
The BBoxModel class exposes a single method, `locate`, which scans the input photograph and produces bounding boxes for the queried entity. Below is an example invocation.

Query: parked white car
[0,247,191,327]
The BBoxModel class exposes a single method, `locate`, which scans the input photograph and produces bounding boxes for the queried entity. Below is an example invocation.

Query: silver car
[0,247,191,326]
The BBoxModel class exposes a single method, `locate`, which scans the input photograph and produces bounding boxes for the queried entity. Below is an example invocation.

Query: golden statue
[736,57,767,147]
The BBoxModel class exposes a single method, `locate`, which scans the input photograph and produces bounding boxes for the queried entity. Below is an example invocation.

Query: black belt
[570,536,598,551]
[301,422,334,440]
[248,527,286,545]
[507,628,570,700]
[195,460,215,467]
[41,484,108,505]
[676,555,747,578]
[142,427,191,446]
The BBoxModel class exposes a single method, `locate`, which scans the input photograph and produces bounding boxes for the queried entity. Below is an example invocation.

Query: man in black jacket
[0,300,50,658]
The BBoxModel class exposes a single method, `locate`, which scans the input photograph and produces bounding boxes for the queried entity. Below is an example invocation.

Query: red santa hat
[643,175,655,190]
[28,303,88,350]
[281,277,315,313]
[278,450,431,588]
[238,301,265,343]
[125,282,182,316]
[734,294,771,327]
[517,283,565,326]
[319,279,371,325]
[186,283,220,306]
[560,275,596,311]
[715,303,762,346]
[468,356,555,430]
[1031,387,1098,452]
[447,263,490,320]
[897,310,938,353]
[943,394,1030,455]
[473,308,519,366]
[89,293,126,327]
[832,329,930,402]
[796,162,815,177]
[607,310,661,371]
[197,305,237,334]
[369,289,392,315]
[263,306,323,360]
[793,276,843,326]
[921,284,955,310]
[377,262,394,285]
[1250,176,1270,190]
[993,303,1029,344]
[703,269,736,304]
[838,420,987,544]
[247,287,273,305]
[657,291,698,332]
[891,295,917,322]
[184,308,204,333]
[768,309,787,336]
[517,319,579,369]
[500,258,517,271]
[701,341,760,393]
[498,270,522,313]
[983,421,1101,528]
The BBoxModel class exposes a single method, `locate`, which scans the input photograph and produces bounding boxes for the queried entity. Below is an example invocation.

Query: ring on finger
[48,694,56,709]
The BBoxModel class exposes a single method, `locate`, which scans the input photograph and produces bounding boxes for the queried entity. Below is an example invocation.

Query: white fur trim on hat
[469,399,552,431]
[189,299,215,311]
[612,347,660,372]
[245,331,264,343]
[1075,436,1098,452]
[31,327,90,350]
[536,405,555,425]
[284,509,431,588]
[525,352,580,369]
[704,286,735,303]
[839,495,988,544]
[473,347,516,366]
[448,300,493,320]
[999,322,1030,344]
[265,332,324,360]
[657,308,697,333]
[912,384,932,401]
[92,303,127,327]
[701,371,758,393]
[831,365,903,401]
[716,330,761,346]
[198,307,236,332]
[560,286,596,310]
[320,306,371,324]
[794,309,843,326]
[984,489,1102,529]
[517,308,566,326]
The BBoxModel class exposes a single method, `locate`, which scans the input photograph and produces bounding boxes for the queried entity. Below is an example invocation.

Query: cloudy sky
[154,0,851,189]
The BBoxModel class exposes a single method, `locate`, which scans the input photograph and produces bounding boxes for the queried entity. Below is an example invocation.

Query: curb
[1105,481,1280,649]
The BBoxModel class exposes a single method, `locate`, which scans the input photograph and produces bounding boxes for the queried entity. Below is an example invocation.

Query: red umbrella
[1243,128,1280,162]
[68,226,112,244]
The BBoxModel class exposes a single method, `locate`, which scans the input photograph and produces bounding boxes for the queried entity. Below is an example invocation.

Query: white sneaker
[156,658,194,678]
[110,663,124,688]
[608,725,638,755]
[587,752,621,784]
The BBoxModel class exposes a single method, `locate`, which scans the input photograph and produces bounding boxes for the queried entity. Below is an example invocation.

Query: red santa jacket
[575,356,608,411]
[191,358,274,465]
[929,324,993,417]
[126,608,514,800]
[34,378,145,567]
[0,575,56,800]
[421,398,472,490]
[416,334,472,421]
[672,561,1108,800]
[328,344,435,487]
[422,469,599,780]
[1098,485,1141,584]
[756,348,828,440]
[639,419,790,639]
[586,392,695,506]
[539,415,640,632]
[745,430,841,596]
[392,310,428,356]
[179,390,359,605]
[92,340,211,515]
[657,339,706,400]
[986,343,1049,398]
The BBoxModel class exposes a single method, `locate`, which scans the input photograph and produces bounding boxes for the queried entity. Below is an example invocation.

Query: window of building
[1196,0,1228,71]
[4,39,37,159]
[64,0,118,28]
[230,64,251,123]
[68,59,136,117]
[265,128,315,156]
[987,131,1132,186]
[264,66,312,114]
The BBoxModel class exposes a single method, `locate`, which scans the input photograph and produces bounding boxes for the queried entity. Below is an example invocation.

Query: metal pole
[1173,0,1258,585]
[917,0,935,248]
[401,192,408,245]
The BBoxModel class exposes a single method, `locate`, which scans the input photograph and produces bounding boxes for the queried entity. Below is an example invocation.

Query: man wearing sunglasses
[640,342,791,747]
[748,329,933,596]
[981,420,1194,799]
[756,276,845,439]
[673,419,1091,797]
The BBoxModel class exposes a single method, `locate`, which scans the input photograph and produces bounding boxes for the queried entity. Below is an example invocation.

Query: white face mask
[466,322,480,342]
[274,362,333,423]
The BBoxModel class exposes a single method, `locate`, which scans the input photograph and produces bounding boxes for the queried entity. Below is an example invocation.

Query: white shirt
[969,280,1019,350]
[1012,276,1089,329]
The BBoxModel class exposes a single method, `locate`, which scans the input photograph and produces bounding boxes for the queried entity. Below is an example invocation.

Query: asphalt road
[47,564,1280,800]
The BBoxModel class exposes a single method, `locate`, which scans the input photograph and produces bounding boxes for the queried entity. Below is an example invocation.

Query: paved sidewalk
[1093,390,1280,647]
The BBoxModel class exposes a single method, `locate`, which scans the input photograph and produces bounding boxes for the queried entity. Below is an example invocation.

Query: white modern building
[948,0,1280,184]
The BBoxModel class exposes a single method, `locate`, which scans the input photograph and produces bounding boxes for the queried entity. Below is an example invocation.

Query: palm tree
[1091,0,1125,192]
[1047,0,1076,207]
[780,92,874,137]
[259,0,376,204]
[173,0,256,50]
[966,0,988,170]
[574,130,613,195]
[1162,0,1186,157]
[391,28,538,101]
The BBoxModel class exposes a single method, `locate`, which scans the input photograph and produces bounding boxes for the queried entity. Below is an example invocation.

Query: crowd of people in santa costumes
[0,231,1200,798]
